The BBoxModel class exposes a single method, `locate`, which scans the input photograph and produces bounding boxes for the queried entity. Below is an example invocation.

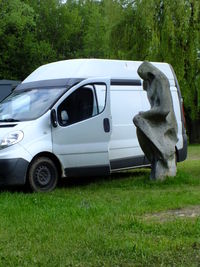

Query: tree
[155,0,200,142]
[109,0,200,142]
[24,0,82,59]
[0,0,57,80]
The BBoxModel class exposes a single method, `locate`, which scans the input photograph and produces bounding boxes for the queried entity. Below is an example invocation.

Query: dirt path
[143,205,200,222]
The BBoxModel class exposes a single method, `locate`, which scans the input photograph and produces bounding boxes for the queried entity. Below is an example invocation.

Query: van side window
[57,83,106,126]
[95,84,106,113]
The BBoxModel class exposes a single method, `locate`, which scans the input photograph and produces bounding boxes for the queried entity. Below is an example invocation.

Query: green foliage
[110,0,200,123]
[0,0,57,80]
[80,1,107,57]
[0,145,199,266]
[26,0,82,58]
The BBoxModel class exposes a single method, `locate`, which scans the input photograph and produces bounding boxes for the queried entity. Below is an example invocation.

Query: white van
[0,59,187,192]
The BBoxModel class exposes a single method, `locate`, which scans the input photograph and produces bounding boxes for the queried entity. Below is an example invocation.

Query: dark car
[0,80,21,102]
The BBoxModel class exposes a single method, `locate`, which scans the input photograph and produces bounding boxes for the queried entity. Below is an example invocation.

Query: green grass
[0,146,200,266]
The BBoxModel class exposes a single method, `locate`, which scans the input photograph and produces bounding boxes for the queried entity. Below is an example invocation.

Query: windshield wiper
[0,118,20,122]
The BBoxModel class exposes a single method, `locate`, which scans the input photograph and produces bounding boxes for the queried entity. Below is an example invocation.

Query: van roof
[23,59,175,84]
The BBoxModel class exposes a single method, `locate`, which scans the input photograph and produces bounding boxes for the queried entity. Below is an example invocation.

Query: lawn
[0,145,200,266]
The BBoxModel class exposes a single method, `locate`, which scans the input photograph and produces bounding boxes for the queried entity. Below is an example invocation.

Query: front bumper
[0,158,29,185]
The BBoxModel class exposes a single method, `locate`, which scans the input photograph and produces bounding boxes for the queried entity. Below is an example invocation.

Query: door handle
[103,118,110,133]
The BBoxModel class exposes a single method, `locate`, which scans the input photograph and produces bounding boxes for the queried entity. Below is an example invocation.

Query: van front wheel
[28,157,58,192]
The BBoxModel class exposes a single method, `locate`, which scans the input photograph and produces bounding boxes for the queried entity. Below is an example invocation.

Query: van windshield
[0,87,66,121]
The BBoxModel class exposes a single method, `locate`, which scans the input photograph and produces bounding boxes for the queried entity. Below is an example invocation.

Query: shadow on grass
[0,184,31,194]
[0,166,198,193]
[59,167,200,189]
[0,169,150,193]
[58,168,150,188]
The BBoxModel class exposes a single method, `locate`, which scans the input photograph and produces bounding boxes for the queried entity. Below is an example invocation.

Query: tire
[28,157,58,192]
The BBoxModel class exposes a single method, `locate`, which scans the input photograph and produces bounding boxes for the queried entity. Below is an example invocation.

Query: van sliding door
[51,78,111,177]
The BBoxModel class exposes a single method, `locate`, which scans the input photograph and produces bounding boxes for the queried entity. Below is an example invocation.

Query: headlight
[0,131,24,149]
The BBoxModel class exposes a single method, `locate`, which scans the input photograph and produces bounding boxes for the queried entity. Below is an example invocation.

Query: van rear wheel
[28,157,58,192]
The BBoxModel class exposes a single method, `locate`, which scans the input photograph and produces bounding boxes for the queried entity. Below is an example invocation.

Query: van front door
[51,78,111,177]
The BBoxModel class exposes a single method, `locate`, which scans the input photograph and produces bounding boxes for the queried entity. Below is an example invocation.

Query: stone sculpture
[133,61,178,180]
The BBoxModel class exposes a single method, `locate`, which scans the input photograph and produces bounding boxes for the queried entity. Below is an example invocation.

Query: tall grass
[0,145,200,266]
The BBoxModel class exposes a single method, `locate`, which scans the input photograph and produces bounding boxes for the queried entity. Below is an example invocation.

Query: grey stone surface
[133,61,178,180]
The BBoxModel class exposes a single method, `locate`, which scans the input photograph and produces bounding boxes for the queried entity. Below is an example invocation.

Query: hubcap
[35,165,51,186]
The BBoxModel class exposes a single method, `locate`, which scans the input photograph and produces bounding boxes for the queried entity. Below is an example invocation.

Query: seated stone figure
[133,61,178,180]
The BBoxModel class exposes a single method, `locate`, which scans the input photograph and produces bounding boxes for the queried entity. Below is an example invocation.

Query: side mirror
[51,109,58,127]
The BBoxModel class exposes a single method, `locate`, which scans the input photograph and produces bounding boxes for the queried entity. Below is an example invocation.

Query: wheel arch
[27,152,64,181]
